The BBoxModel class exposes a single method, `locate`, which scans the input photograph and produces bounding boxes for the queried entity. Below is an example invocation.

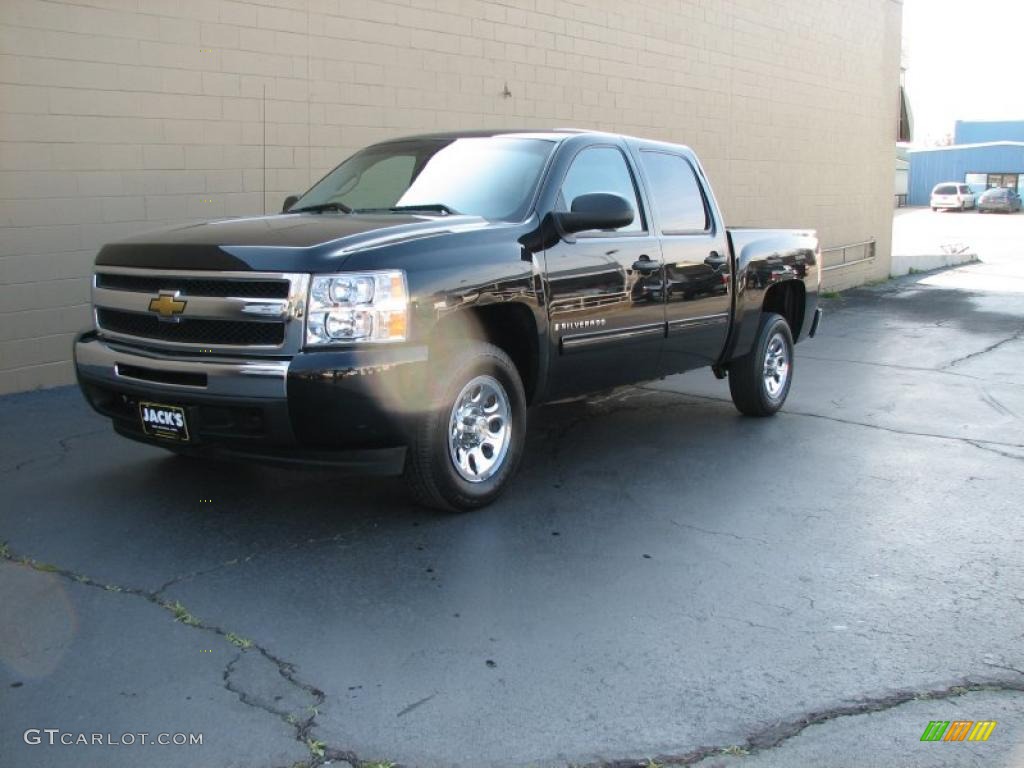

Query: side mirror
[282,195,299,213]
[555,193,634,235]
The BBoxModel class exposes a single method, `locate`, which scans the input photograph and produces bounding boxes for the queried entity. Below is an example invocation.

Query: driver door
[542,144,666,399]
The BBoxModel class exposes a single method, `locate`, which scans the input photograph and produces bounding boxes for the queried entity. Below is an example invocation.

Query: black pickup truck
[75,130,821,510]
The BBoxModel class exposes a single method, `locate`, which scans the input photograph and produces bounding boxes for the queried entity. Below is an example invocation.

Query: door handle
[631,256,660,273]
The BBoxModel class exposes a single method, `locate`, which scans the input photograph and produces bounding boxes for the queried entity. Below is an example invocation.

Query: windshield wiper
[386,204,460,215]
[289,201,352,214]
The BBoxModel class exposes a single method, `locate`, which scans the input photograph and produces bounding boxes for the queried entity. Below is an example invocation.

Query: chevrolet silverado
[75,130,822,511]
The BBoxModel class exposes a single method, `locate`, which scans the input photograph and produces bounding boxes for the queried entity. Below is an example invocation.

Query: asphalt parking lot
[2,209,1023,768]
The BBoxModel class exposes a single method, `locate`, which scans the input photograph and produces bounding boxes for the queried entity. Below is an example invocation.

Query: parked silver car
[930,183,976,211]
[977,187,1022,213]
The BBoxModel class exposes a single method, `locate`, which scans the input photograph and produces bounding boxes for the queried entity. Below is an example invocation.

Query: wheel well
[431,303,540,404]
[762,281,806,340]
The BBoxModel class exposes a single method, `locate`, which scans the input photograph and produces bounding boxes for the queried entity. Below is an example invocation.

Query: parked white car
[931,183,975,211]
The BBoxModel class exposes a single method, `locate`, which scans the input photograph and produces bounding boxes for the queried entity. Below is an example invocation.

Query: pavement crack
[1,427,107,474]
[671,519,768,546]
[637,386,1024,453]
[799,354,991,382]
[982,659,1024,677]
[0,545,345,768]
[582,678,1024,767]
[154,557,249,598]
[942,325,1024,369]
[396,692,437,718]
[965,440,1024,462]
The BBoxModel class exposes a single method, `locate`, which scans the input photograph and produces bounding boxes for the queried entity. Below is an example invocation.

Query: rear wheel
[727,313,794,417]
[403,341,527,512]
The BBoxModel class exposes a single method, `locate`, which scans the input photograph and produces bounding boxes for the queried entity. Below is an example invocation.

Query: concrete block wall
[0,0,902,393]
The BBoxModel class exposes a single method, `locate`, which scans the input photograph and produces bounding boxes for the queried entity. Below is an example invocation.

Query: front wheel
[403,341,527,512]
[727,313,794,417]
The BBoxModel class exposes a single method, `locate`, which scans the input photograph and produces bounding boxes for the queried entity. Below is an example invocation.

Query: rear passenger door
[636,149,731,374]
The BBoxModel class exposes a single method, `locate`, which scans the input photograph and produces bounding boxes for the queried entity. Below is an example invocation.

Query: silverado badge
[149,292,187,319]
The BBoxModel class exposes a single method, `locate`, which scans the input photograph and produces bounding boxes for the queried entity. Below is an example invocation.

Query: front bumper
[74,332,429,471]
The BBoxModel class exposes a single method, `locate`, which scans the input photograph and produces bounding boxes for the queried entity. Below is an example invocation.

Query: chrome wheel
[762,332,790,399]
[447,374,512,483]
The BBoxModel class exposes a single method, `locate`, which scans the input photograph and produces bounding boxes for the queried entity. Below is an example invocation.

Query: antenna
[262,83,267,215]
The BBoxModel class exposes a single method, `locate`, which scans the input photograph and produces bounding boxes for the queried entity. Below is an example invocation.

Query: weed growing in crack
[642,760,664,768]
[722,745,750,756]
[167,600,201,627]
[0,541,8,558]
[307,739,326,758]
[362,762,396,768]
[226,632,253,650]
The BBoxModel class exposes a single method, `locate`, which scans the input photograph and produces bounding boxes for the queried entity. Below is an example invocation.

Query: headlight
[305,270,408,345]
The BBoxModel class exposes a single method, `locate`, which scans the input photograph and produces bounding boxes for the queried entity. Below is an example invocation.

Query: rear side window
[958,185,971,194]
[934,185,956,195]
[560,146,644,232]
[639,151,709,233]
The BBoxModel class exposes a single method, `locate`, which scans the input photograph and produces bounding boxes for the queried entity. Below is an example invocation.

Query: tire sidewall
[755,315,794,413]
[427,347,527,508]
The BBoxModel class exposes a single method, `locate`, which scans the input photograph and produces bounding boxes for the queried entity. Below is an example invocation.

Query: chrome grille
[92,267,309,355]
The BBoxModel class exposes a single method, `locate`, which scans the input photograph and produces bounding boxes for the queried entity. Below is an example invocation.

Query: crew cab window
[559,146,643,232]
[639,151,709,233]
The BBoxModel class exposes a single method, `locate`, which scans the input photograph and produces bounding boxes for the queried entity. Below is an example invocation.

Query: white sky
[903,0,1022,146]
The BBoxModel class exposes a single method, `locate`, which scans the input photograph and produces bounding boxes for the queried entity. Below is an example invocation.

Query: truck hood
[95,212,490,271]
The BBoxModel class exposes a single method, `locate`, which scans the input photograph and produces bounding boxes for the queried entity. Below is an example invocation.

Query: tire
[931,207,937,212]
[404,341,527,512]
[727,313,794,417]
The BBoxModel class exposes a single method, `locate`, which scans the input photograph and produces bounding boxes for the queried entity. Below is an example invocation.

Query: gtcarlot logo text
[24,729,203,747]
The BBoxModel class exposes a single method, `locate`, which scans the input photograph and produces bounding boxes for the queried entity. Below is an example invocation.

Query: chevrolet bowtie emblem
[149,292,187,318]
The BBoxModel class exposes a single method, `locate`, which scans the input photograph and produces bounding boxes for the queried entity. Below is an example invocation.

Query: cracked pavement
[2,211,1024,767]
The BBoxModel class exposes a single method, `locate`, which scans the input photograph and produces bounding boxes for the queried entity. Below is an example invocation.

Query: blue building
[907,120,1024,205]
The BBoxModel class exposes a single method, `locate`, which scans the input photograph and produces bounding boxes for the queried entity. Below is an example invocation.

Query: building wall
[0,0,902,394]
[908,144,1024,205]
[955,120,1024,145]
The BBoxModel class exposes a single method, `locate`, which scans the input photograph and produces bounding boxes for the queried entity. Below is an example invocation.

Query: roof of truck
[371,129,694,154]
[373,128,590,142]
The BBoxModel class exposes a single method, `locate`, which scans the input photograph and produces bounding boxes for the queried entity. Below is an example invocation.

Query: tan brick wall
[0,0,901,394]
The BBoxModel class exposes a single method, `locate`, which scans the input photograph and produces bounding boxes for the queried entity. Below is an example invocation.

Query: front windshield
[292,137,555,221]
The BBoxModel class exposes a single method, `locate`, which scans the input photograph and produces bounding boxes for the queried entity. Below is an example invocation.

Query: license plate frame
[138,401,191,442]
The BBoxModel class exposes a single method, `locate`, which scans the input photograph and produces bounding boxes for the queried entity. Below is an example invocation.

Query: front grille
[92,269,306,352]
[96,273,289,299]
[98,309,285,346]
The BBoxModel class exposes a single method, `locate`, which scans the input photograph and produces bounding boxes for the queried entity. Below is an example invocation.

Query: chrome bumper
[74,333,289,400]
